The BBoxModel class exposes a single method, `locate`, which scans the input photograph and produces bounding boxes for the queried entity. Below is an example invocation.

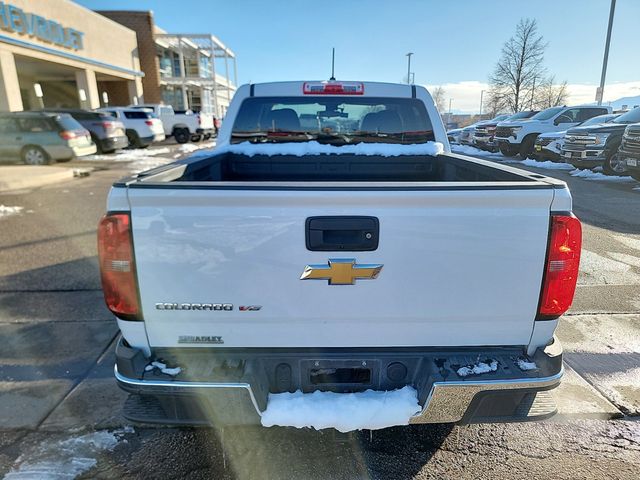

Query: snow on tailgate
[216,140,444,157]
[260,386,421,432]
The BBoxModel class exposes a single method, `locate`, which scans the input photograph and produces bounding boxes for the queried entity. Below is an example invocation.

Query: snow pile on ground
[4,428,132,479]
[570,169,635,182]
[178,141,216,153]
[456,360,499,377]
[261,386,421,432]
[0,205,23,218]
[217,140,444,157]
[451,145,503,159]
[520,159,574,170]
[517,358,538,371]
[145,360,181,376]
[84,147,171,162]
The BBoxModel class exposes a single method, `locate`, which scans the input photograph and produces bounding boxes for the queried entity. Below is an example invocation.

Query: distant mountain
[608,95,640,110]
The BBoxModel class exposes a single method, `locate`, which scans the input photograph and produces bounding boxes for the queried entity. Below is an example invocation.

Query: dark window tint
[72,111,103,121]
[232,96,434,145]
[577,108,609,122]
[17,117,54,133]
[0,117,19,134]
[124,110,152,119]
[556,108,580,124]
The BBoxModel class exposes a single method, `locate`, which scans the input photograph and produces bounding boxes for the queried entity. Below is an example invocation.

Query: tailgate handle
[306,216,379,251]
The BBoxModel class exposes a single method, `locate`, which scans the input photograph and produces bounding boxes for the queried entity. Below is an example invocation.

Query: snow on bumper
[114,338,563,427]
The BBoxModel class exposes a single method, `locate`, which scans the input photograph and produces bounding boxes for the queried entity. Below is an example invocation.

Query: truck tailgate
[128,187,553,348]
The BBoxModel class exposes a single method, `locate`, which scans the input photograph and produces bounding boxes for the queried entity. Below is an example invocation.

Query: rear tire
[203,133,211,141]
[126,129,141,149]
[174,128,190,144]
[191,134,202,142]
[602,152,628,176]
[499,144,518,157]
[22,146,51,165]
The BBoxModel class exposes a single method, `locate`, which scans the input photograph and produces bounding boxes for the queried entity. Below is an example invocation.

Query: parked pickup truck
[495,105,612,158]
[562,107,640,175]
[618,122,640,180]
[130,104,215,144]
[99,80,581,430]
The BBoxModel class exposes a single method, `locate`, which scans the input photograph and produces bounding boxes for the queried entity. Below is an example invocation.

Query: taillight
[145,120,154,126]
[59,130,76,140]
[97,213,141,320]
[537,214,582,319]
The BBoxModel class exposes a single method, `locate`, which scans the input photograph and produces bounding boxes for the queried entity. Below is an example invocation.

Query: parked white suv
[494,105,612,158]
[129,104,215,144]
[97,107,165,148]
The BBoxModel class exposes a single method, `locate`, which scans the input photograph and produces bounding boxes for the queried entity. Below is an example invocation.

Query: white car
[99,80,580,430]
[97,107,165,148]
[495,105,612,158]
[130,104,215,144]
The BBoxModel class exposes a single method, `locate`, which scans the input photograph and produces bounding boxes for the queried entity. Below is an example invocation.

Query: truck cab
[495,105,612,158]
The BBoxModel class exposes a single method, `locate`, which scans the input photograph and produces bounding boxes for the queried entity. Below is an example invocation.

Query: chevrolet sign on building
[0,2,85,50]
[0,0,144,112]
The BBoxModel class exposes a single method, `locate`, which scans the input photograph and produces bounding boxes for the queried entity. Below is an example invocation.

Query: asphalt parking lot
[0,144,639,479]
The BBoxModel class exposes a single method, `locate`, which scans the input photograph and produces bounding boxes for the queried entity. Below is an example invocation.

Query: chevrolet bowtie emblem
[300,258,383,285]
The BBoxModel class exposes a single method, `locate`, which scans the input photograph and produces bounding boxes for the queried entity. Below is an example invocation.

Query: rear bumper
[72,143,97,157]
[115,337,563,427]
[100,135,129,152]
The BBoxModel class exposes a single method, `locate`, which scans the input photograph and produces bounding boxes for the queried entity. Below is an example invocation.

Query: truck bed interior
[130,151,550,184]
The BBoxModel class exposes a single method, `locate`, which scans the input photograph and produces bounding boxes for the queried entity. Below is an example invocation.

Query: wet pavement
[0,144,639,479]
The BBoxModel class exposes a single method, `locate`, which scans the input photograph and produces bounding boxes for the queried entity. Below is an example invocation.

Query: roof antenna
[330,48,336,81]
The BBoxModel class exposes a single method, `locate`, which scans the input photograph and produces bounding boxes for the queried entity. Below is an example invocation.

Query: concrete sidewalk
[0,166,74,192]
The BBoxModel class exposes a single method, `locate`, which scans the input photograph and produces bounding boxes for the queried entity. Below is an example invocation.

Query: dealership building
[0,0,144,111]
[0,1,237,117]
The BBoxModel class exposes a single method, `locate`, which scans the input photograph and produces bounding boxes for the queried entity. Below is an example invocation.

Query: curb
[0,166,75,193]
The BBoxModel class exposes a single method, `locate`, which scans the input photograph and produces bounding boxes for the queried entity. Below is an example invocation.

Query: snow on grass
[4,429,131,479]
[0,205,23,218]
[570,169,636,182]
[456,360,499,377]
[217,140,444,157]
[145,360,182,376]
[261,386,421,433]
[517,358,538,371]
[520,159,574,170]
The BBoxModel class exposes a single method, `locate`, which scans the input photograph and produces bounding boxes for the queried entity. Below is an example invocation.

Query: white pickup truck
[99,81,581,430]
[495,105,612,158]
[130,104,215,144]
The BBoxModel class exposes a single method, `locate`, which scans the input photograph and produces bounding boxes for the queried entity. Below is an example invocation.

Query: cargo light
[303,82,364,95]
[97,213,142,320]
[537,214,582,319]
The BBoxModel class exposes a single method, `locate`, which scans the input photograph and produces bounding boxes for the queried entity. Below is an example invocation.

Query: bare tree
[490,18,548,112]
[532,76,569,109]
[430,86,447,113]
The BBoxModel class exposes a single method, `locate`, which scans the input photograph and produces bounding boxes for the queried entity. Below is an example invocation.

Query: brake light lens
[97,213,141,319]
[59,130,76,140]
[538,214,582,319]
[303,81,364,95]
[145,120,154,126]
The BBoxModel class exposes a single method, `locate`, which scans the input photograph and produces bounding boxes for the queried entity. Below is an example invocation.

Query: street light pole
[479,90,485,116]
[406,52,413,84]
[598,0,616,105]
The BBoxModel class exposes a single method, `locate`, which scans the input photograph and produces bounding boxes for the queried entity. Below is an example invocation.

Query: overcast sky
[78,0,640,113]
